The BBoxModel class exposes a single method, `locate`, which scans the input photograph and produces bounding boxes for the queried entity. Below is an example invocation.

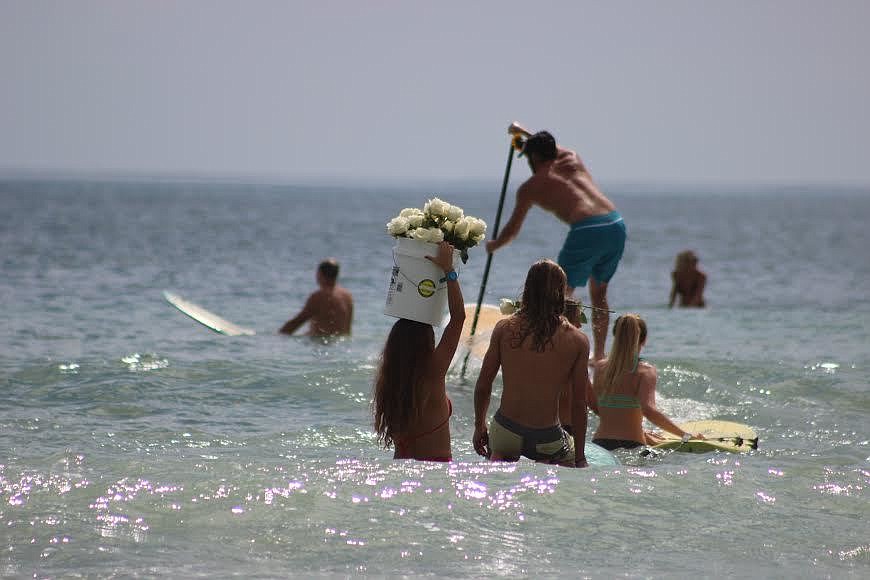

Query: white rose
[471,233,485,244]
[453,217,470,240]
[386,216,410,236]
[408,213,424,228]
[426,227,445,243]
[468,217,487,237]
[425,197,450,218]
[400,207,423,218]
[441,220,455,234]
[412,228,430,241]
[499,298,518,315]
[446,204,464,221]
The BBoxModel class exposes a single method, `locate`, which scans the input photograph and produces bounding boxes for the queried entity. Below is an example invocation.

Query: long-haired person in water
[372,241,464,462]
[590,313,702,450]
[669,250,706,308]
[473,259,591,468]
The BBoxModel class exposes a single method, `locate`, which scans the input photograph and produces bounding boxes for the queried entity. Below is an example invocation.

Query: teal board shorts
[558,211,626,288]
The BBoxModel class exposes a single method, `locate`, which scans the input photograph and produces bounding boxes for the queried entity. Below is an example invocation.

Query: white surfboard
[163,291,256,336]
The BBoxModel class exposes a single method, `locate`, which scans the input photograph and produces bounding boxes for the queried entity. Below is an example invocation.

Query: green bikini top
[597,392,641,409]
[597,357,643,409]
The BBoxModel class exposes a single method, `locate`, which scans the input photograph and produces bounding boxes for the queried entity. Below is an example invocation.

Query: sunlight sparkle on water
[120,353,169,372]
[834,545,870,561]
[716,470,735,486]
[806,361,839,373]
[263,481,305,504]
[456,480,487,501]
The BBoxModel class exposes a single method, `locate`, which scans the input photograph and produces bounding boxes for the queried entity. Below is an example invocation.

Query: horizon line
[1,167,869,193]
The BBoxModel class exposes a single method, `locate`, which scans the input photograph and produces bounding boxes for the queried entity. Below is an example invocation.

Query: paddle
[460,139,516,377]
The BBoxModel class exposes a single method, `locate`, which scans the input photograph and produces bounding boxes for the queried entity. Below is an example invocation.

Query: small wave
[121,353,169,372]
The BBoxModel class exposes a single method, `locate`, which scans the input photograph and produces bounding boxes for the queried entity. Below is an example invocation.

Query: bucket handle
[392,248,448,291]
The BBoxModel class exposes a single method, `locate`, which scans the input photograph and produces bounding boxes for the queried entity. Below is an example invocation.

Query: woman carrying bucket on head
[372,241,465,462]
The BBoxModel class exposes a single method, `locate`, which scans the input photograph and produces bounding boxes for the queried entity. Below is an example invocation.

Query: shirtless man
[473,260,591,468]
[279,259,354,336]
[486,123,626,360]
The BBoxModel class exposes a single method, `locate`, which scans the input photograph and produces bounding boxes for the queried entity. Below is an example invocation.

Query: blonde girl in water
[590,314,703,450]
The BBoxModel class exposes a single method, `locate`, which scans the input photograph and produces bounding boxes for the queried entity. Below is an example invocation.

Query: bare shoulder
[309,288,328,301]
[560,322,590,351]
[493,317,513,334]
[638,360,658,382]
[520,172,551,197]
[555,147,585,172]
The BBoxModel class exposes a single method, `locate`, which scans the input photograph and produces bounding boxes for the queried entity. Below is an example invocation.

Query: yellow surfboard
[457,304,507,360]
[651,420,758,453]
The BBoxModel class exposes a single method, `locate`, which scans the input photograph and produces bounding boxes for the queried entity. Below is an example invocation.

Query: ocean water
[1,177,868,578]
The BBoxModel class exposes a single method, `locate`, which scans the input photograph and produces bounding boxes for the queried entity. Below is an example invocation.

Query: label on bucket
[385,266,400,306]
[417,279,436,298]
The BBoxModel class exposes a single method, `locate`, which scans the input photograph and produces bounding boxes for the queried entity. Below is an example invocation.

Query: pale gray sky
[2,1,869,185]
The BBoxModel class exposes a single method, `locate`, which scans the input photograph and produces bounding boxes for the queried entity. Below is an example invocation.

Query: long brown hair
[372,318,435,449]
[599,314,647,395]
[514,260,566,352]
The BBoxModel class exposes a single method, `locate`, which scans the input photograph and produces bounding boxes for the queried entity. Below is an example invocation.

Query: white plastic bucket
[384,237,459,326]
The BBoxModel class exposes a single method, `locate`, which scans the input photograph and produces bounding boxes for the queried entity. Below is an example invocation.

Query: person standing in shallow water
[473,259,591,468]
[279,259,354,336]
[372,241,464,462]
[669,250,706,308]
[486,123,626,361]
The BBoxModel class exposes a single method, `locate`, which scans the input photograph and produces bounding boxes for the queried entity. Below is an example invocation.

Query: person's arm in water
[586,372,600,417]
[638,365,704,440]
[473,321,504,458]
[426,242,465,378]
[570,333,592,468]
[668,272,678,308]
[279,293,315,335]
[690,270,707,307]
[346,292,355,333]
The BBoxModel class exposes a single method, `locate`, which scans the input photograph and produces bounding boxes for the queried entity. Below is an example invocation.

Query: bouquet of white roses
[385,197,487,263]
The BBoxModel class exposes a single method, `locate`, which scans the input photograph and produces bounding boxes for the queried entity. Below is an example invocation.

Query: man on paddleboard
[486,123,626,361]
[280,259,354,337]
